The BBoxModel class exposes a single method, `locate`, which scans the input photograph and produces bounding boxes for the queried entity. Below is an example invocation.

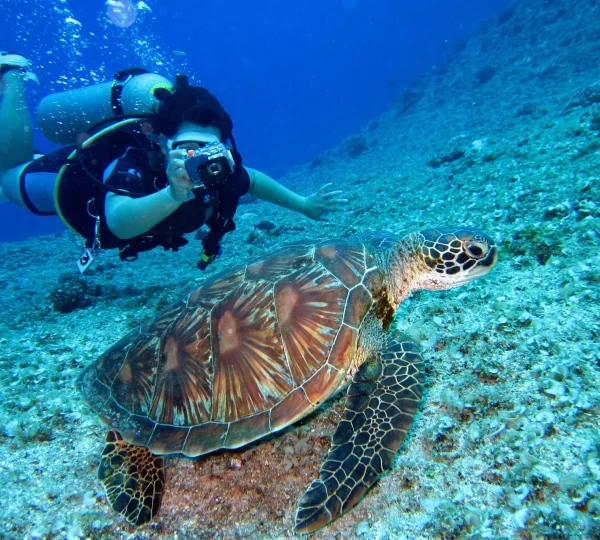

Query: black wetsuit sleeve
[103,147,150,195]
[238,166,250,196]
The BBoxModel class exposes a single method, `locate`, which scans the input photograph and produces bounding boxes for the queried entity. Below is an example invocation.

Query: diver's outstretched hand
[303,183,348,221]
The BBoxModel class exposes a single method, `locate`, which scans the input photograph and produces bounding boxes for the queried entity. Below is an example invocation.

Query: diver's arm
[104,190,182,239]
[245,167,347,221]
[246,167,307,215]
[104,147,194,239]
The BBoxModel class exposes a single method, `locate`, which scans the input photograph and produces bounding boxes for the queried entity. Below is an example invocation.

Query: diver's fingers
[322,190,344,198]
[327,198,349,204]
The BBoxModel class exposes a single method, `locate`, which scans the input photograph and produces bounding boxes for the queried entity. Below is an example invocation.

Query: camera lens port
[207,162,223,176]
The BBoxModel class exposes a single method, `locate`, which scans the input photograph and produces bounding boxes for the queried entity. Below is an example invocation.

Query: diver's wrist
[301,196,309,216]
[165,186,192,203]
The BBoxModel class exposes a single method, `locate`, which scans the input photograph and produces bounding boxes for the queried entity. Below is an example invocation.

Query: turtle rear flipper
[295,334,424,534]
[98,431,165,526]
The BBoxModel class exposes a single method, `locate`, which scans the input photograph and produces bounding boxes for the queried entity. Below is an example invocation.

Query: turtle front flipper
[98,431,166,526]
[295,334,424,534]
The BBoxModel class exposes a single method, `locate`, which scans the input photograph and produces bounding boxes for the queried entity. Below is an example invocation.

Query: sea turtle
[77,227,497,533]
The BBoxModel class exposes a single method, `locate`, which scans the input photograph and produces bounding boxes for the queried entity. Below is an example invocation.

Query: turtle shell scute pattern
[79,238,386,456]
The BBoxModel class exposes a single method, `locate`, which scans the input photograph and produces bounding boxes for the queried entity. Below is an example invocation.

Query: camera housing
[183,142,235,190]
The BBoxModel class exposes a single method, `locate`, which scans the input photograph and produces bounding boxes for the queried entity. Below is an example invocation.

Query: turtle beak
[447,244,498,286]
[473,244,498,274]
[484,244,498,267]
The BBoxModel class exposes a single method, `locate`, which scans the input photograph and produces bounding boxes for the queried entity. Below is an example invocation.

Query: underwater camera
[183,142,235,190]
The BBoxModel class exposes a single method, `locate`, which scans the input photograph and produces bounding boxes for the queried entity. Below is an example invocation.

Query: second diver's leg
[0,70,33,169]
[0,70,34,205]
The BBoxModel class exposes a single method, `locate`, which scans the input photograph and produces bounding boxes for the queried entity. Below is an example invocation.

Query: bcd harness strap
[199,211,236,270]
[197,147,243,270]
[110,68,150,116]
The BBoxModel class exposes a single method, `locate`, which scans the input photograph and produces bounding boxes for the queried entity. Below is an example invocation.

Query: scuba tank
[37,69,173,145]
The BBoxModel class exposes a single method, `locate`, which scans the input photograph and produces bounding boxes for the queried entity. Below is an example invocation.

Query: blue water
[0,0,507,242]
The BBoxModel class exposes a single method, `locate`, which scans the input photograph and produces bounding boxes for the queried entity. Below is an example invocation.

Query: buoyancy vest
[53,118,245,266]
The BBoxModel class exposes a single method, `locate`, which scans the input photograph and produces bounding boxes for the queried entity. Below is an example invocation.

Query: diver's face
[160,123,222,156]
[170,122,221,150]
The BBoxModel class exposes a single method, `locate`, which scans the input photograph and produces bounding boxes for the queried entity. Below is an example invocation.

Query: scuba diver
[0,53,347,271]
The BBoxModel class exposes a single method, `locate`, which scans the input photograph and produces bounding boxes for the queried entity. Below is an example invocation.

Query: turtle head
[415,228,497,290]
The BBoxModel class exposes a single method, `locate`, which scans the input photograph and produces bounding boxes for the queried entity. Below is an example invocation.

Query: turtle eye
[465,241,488,259]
